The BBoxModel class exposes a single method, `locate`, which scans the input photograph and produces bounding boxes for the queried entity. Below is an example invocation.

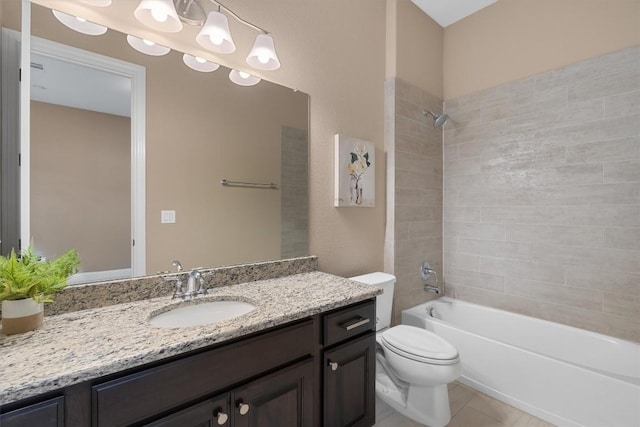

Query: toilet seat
[381,325,459,365]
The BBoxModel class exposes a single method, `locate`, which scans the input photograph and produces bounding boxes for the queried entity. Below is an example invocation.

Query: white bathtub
[402,297,640,427]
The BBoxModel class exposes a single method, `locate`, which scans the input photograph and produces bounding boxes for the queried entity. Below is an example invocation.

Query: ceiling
[31,52,131,117]
[411,0,498,27]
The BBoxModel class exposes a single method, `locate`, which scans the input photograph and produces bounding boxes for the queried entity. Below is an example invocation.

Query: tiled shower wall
[281,126,309,259]
[386,78,444,325]
[443,46,640,342]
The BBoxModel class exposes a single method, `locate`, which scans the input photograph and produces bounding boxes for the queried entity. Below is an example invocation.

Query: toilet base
[376,377,452,427]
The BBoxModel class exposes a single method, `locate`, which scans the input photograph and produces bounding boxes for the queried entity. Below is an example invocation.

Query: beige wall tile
[604,160,640,184]
[506,224,604,247]
[566,137,639,164]
[565,267,640,296]
[603,292,640,319]
[444,222,506,240]
[605,89,640,118]
[565,205,640,227]
[481,205,565,224]
[604,227,640,250]
[459,238,533,260]
[443,46,640,341]
[480,257,565,284]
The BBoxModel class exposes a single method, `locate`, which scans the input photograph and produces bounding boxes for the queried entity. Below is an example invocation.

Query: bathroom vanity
[0,270,379,427]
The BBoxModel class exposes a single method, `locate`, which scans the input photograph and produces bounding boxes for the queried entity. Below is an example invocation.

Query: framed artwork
[334,134,375,207]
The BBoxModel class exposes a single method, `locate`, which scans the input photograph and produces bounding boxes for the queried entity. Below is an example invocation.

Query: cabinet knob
[328,361,339,371]
[214,410,228,425]
[237,401,250,416]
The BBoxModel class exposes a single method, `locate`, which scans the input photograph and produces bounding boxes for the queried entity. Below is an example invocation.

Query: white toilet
[350,272,461,427]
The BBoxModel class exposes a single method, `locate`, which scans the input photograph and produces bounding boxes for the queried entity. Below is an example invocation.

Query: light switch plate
[161,210,176,224]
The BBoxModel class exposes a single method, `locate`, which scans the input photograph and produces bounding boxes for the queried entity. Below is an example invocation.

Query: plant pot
[1,299,44,335]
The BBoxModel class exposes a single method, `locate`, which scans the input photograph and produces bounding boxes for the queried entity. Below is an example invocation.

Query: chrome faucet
[420,261,441,295]
[186,268,206,298]
[161,261,207,299]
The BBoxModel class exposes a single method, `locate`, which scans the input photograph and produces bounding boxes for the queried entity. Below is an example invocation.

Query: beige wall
[31,101,131,272]
[387,0,443,99]
[444,0,640,99]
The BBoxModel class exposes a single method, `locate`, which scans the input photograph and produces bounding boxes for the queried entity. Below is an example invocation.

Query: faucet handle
[171,260,184,272]
[163,275,185,299]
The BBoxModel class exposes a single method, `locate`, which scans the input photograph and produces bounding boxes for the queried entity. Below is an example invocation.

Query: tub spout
[424,284,441,294]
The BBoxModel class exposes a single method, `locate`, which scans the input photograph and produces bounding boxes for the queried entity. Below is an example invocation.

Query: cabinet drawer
[323,300,375,347]
[0,396,64,427]
[92,319,314,427]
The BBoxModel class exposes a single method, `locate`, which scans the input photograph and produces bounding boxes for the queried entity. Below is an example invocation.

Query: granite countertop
[0,271,381,405]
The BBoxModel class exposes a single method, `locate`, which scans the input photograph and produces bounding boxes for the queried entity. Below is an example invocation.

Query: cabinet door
[232,359,315,427]
[143,395,230,427]
[323,333,375,427]
[0,396,64,427]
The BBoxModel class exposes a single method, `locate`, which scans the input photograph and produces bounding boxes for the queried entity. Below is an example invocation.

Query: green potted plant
[0,245,80,335]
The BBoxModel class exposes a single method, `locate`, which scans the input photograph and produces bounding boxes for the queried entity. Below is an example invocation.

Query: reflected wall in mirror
[18,3,309,280]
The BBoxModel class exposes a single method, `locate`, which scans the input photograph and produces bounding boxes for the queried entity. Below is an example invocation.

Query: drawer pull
[328,361,339,371]
[214,410,229,425]
[343,317,370,331]
[237,401,250,416]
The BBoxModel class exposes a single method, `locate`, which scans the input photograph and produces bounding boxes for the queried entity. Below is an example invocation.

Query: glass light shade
[126,35,171,56]
[229,69,260,86]
[79,0,112,6]
[246,33,280,71]
[183,54,220,72]
[52,10,108,36]
[134,0,183,33]
[195,11,236,54]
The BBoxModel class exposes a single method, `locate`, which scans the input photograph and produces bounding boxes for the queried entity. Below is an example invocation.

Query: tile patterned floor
[374,382,555,427]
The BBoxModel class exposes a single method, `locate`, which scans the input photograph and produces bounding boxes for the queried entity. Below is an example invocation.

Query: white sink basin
[149,300,256,328]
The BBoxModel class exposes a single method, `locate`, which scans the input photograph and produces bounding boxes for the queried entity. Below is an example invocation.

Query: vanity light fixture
[126,35,171,56]
[246,33,280,71]
[195,9,236,53]
[132,0,281,71]
[134,0,183,33]
[183,54,220,72]
[78,0,112,6]
[51,10,108,36]
[228,69,260,86]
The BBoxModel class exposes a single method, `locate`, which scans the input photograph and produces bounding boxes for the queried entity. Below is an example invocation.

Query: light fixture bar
[207,0,269,35]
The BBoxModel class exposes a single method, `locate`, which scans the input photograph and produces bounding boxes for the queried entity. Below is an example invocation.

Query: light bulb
[258,53,270,64]
[143,39,155,46]
[195,56,206,64]
[151,8,168,23]
[76,16,87,23]
[239,71,250,79]
[209,33,224,46]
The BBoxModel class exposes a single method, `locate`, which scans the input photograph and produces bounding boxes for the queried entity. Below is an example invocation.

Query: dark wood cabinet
[232,359,314,427]
[323,335,375,427]
[144,395,230,427]
[0,396,64,427]
[322,301,376,427]
[1,299,377,427]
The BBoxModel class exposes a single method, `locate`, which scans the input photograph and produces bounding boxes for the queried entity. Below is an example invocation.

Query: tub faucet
[420,261,441,295]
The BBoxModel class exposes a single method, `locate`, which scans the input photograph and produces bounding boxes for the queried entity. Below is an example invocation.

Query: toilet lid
[381,325,459,364]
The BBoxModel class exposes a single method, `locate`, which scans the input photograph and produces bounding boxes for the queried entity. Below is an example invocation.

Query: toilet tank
[349,272,396,331]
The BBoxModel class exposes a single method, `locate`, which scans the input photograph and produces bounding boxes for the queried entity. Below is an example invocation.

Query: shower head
[423,110,449,129]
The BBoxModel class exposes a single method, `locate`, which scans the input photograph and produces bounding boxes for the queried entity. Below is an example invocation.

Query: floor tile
[466,393,525,425]
[373,381,555,427]
[448,406,506,427]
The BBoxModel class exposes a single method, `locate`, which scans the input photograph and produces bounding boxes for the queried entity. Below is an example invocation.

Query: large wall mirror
[1,1,309,283]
